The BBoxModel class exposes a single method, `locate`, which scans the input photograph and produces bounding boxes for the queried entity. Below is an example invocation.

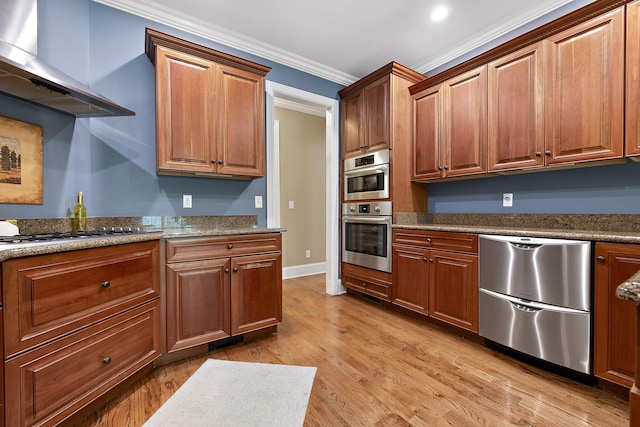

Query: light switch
[255,196,263,208]
[289,200,295,209]
[183,195,192,209]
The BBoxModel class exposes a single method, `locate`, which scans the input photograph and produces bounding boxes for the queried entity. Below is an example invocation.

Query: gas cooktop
[0,227,143,245]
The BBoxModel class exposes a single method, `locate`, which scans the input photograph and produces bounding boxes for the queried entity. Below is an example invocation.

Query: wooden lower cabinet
[341,262,392,302]
[392,229,478,333]
[165,234,282,352]
[1,241,162,427]
[594,242,640,391]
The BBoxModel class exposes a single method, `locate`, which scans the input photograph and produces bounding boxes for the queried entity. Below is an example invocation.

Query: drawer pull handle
[103,357,112,365]
[233,267,238,272]
[228,244,233,249]
[101,281,111,288]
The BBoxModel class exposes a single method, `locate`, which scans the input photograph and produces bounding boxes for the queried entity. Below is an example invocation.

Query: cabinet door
[443,65,487,177]
[165,258,231,352]
[488,42,545,171]
[594,242,640,388]
[392,246,429,314]
[362,76,390,153]
[545,7,624,164]
[428,250,478,332]
[341,92,364,158]
[155,46,216,174]
[231,253,282,335]
[411,85,444,180]
[627,0,640,157]
[218,64,265,177]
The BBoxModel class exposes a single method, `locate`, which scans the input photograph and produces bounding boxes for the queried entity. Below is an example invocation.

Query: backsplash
[15,215,258,235]
[395,213,640,233]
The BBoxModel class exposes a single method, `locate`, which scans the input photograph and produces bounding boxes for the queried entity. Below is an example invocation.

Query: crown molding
[93,0,358,86]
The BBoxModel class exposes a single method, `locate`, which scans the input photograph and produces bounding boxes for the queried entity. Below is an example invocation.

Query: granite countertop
[0,215,285,263]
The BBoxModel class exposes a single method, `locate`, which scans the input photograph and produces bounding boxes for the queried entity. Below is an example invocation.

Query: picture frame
[0,116,43,204]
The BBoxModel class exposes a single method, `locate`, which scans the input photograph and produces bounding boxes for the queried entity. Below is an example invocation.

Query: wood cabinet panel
[165,258,231,352]
[231,253,283,335]
[411,86,443,180]
[341,93,363,158]
[594,242,640,389]
[545,7,624,164]
[155,46,216,174]
[166,234,282,263]
[362,76,390,153]
[627,0,640,157]
[5,300,160,427]
[488,42,545,171]
[428,250,478,332]
[2,241,160,357]
[444,66,487,177]
[392,246,429,314]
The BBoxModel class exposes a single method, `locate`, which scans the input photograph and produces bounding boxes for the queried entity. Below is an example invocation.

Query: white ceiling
[96,0,594,86]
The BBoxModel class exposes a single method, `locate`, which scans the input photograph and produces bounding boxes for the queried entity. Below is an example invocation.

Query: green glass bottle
[73,191,87,232]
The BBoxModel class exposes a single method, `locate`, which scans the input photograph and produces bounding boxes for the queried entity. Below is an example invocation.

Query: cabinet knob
[426,237,432,243]
[545,150,551,156]
[225,268,230,273]
[101,281,110,289]
[362,282,367,287]
[103,357,112,365]
[535,151,542,157]
[429,258,434,263]
[218,160,223,164]
[597,255,606,263]
[443,165,449,170]
[422,257,428,262]
[233,267,238,272]
[211,159,216,164]
[438,166,443,171]
[228,244,233,249]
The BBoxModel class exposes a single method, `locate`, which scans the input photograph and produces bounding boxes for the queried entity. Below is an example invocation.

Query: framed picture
[0,116,43,204]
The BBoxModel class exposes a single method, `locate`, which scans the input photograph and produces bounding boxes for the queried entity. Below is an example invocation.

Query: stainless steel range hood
[0,0,134,117]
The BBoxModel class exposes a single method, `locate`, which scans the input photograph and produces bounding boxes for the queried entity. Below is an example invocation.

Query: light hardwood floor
[72,274,629,426]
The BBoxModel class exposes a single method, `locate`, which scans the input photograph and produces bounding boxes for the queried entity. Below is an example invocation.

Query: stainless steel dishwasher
[478,234,592,374]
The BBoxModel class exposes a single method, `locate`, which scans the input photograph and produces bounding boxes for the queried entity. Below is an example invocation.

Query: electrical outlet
[183,194,192,209]
[305,250,311,258]
[502,193,513,207]
[255,196,263,208]
[289,200,295,209]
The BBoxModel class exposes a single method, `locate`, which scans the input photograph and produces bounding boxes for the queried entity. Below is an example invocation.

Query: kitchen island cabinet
[145,28,271,179]
[392,229,478,333]
[164,234,282,352]
[594,242,640,394]
[411,65,487,181]
[2,240,161,427]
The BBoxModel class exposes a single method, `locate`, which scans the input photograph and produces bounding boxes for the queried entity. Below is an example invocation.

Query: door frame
[265,81,344,295]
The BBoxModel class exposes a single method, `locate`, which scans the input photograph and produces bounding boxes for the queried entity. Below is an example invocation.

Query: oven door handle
[342,216,391,224]
[344,163,388,178]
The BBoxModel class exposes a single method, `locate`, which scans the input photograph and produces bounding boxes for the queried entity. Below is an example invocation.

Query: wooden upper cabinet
[145,28,271,179]
[488,42,545,171]
[627,0,640,157]
[412,85,443,180]
[545,7,624,165]
[412,65,487,180]
[341,92,363,158]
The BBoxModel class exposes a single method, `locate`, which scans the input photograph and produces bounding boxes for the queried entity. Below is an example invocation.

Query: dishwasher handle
[479,288,587,314]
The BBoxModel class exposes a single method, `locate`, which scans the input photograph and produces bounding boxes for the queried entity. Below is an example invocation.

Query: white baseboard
[283,262,326,279]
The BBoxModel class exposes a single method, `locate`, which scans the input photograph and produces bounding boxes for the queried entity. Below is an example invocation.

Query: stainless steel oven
[344,149,390,201]
[342,201,392,273]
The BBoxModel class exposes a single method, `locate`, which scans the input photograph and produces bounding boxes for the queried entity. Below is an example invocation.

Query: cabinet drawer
[5,300,161,427]
[342,263,392,301]
[166,233,282,262]
[3,241,160,356]
[392,229,478,253]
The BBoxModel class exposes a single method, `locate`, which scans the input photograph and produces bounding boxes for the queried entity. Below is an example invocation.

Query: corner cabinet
[164,233,282,353]
[392,229,478,333]
[145,28,271,179]
[594,242,640,392]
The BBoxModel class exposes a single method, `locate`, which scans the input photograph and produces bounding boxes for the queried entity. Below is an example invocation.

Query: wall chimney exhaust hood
[0,0,134,117]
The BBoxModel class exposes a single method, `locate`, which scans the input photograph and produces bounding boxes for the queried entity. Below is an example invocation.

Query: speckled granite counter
[0,215,285,263]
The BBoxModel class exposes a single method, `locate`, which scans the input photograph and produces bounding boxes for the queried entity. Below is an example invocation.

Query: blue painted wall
[425,0,640,214]
[0,0,343,225]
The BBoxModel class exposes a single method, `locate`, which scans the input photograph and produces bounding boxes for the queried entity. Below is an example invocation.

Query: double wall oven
[342,149,392,273]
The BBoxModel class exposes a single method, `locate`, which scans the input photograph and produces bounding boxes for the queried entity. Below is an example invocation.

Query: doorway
[265,81,343,295]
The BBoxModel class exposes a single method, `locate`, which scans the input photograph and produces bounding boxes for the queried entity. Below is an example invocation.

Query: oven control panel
[342,201,392,216]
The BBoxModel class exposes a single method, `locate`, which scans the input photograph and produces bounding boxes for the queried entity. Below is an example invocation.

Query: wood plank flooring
[72,274,629,426]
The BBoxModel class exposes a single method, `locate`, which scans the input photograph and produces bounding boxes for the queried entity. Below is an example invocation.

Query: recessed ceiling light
[431,6,449,22]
